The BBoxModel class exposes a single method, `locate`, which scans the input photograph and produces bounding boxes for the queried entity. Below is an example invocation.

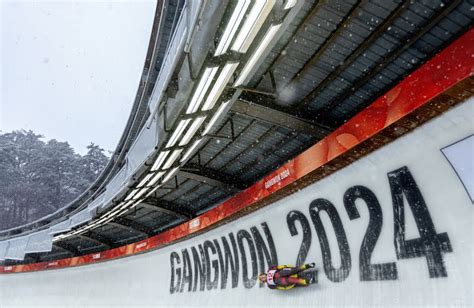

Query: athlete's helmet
[258,273,267,283]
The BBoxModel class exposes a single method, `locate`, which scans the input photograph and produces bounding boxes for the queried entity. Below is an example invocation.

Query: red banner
[1,29,473,274]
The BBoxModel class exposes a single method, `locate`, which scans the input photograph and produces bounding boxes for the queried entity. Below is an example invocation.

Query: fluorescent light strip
[234,23,282,86]
[166,119,191,148]
[116,209,130,218]
[115,202,140,218]
[75,199,128,232]
[104,201,129,218]
[162,148,183,170]
[214,0,251,56]
[93,216,110,226]
[96,215,109,224]
[144,183,164,199]
[151,151,170,171]
[100,217,114,226]
[86,222,100,229]
[202,62,239,111]
[103,209,118,219]
[181,138,204,163]
[117,203,129,211]
[179,116,206,146]
[105,210,121,220]
[284,0,297,9]
[113,201,127,212]
[203,100,232,135]
[231,0,275,53]
[123,200,134,209]
[186,66,219,114]
[137,173,153,188]
[125,189,139,201]
[131,199,145,209]
[148,171,166,186]
[162,167,180,184]
[133,188,149,200]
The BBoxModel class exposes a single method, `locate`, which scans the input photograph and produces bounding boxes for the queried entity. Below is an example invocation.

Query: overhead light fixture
[137,173,153,188]
[125,189,139,201]
[214,0,251,56]
[179,116,206,146]
[131,199,145,209]
[151,151,170,171]
[133,188,149,200]
[162,167,179,184]
[202,62,239,111]
[81,225,92,231]
[234,24,282,86]
[148,171,165,186]
[88,222,101,229]
[123,201,134,210]
[167,119,192,148]
[203,100,231,135]
[103,209,118,219]
[181,138,204,163]
[103,201,131,218]
[284,0,297,9]
[144,183,164,199]
[162,148,183,170]
[104,206,123,219]
[186,66,219,114]
[100,217,114,226]
[231,0,275,53]
[93,215,111,226]
[116,208,131,218]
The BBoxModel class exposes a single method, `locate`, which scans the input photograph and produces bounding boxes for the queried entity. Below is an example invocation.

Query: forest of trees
[0,130,109,231]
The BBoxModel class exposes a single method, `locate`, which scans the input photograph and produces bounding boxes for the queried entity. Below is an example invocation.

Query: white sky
[0,0,156,154]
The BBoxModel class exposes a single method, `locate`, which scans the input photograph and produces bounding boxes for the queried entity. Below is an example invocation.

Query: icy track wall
[1,100,472,307]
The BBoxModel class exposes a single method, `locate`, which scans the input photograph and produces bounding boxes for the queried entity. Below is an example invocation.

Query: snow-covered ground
[0,100,472,307]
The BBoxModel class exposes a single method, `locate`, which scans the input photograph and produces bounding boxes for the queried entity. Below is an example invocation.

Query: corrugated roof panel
[130,211,176,229]
[190,189,229,213]
[207,122,272,170]
[161,180,198,202]
[326,2,471,123]
[248,0,318,87]
[447,10,472,26]
[177,184,214,204]
[125,207,154,221]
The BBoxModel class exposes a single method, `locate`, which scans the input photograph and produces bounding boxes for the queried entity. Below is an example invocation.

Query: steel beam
[178,170,228,189]
[111,217,152,236]
[181,163,248,190]
[143,196,195,219]
[79,232,115,248]
[231,99,329,137]
[139,201,190,220]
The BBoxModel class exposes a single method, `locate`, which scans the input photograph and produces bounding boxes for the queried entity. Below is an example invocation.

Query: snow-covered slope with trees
[0,131,108,230]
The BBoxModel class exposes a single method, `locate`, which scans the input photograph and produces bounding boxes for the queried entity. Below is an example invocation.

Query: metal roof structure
[1,0,473,265]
